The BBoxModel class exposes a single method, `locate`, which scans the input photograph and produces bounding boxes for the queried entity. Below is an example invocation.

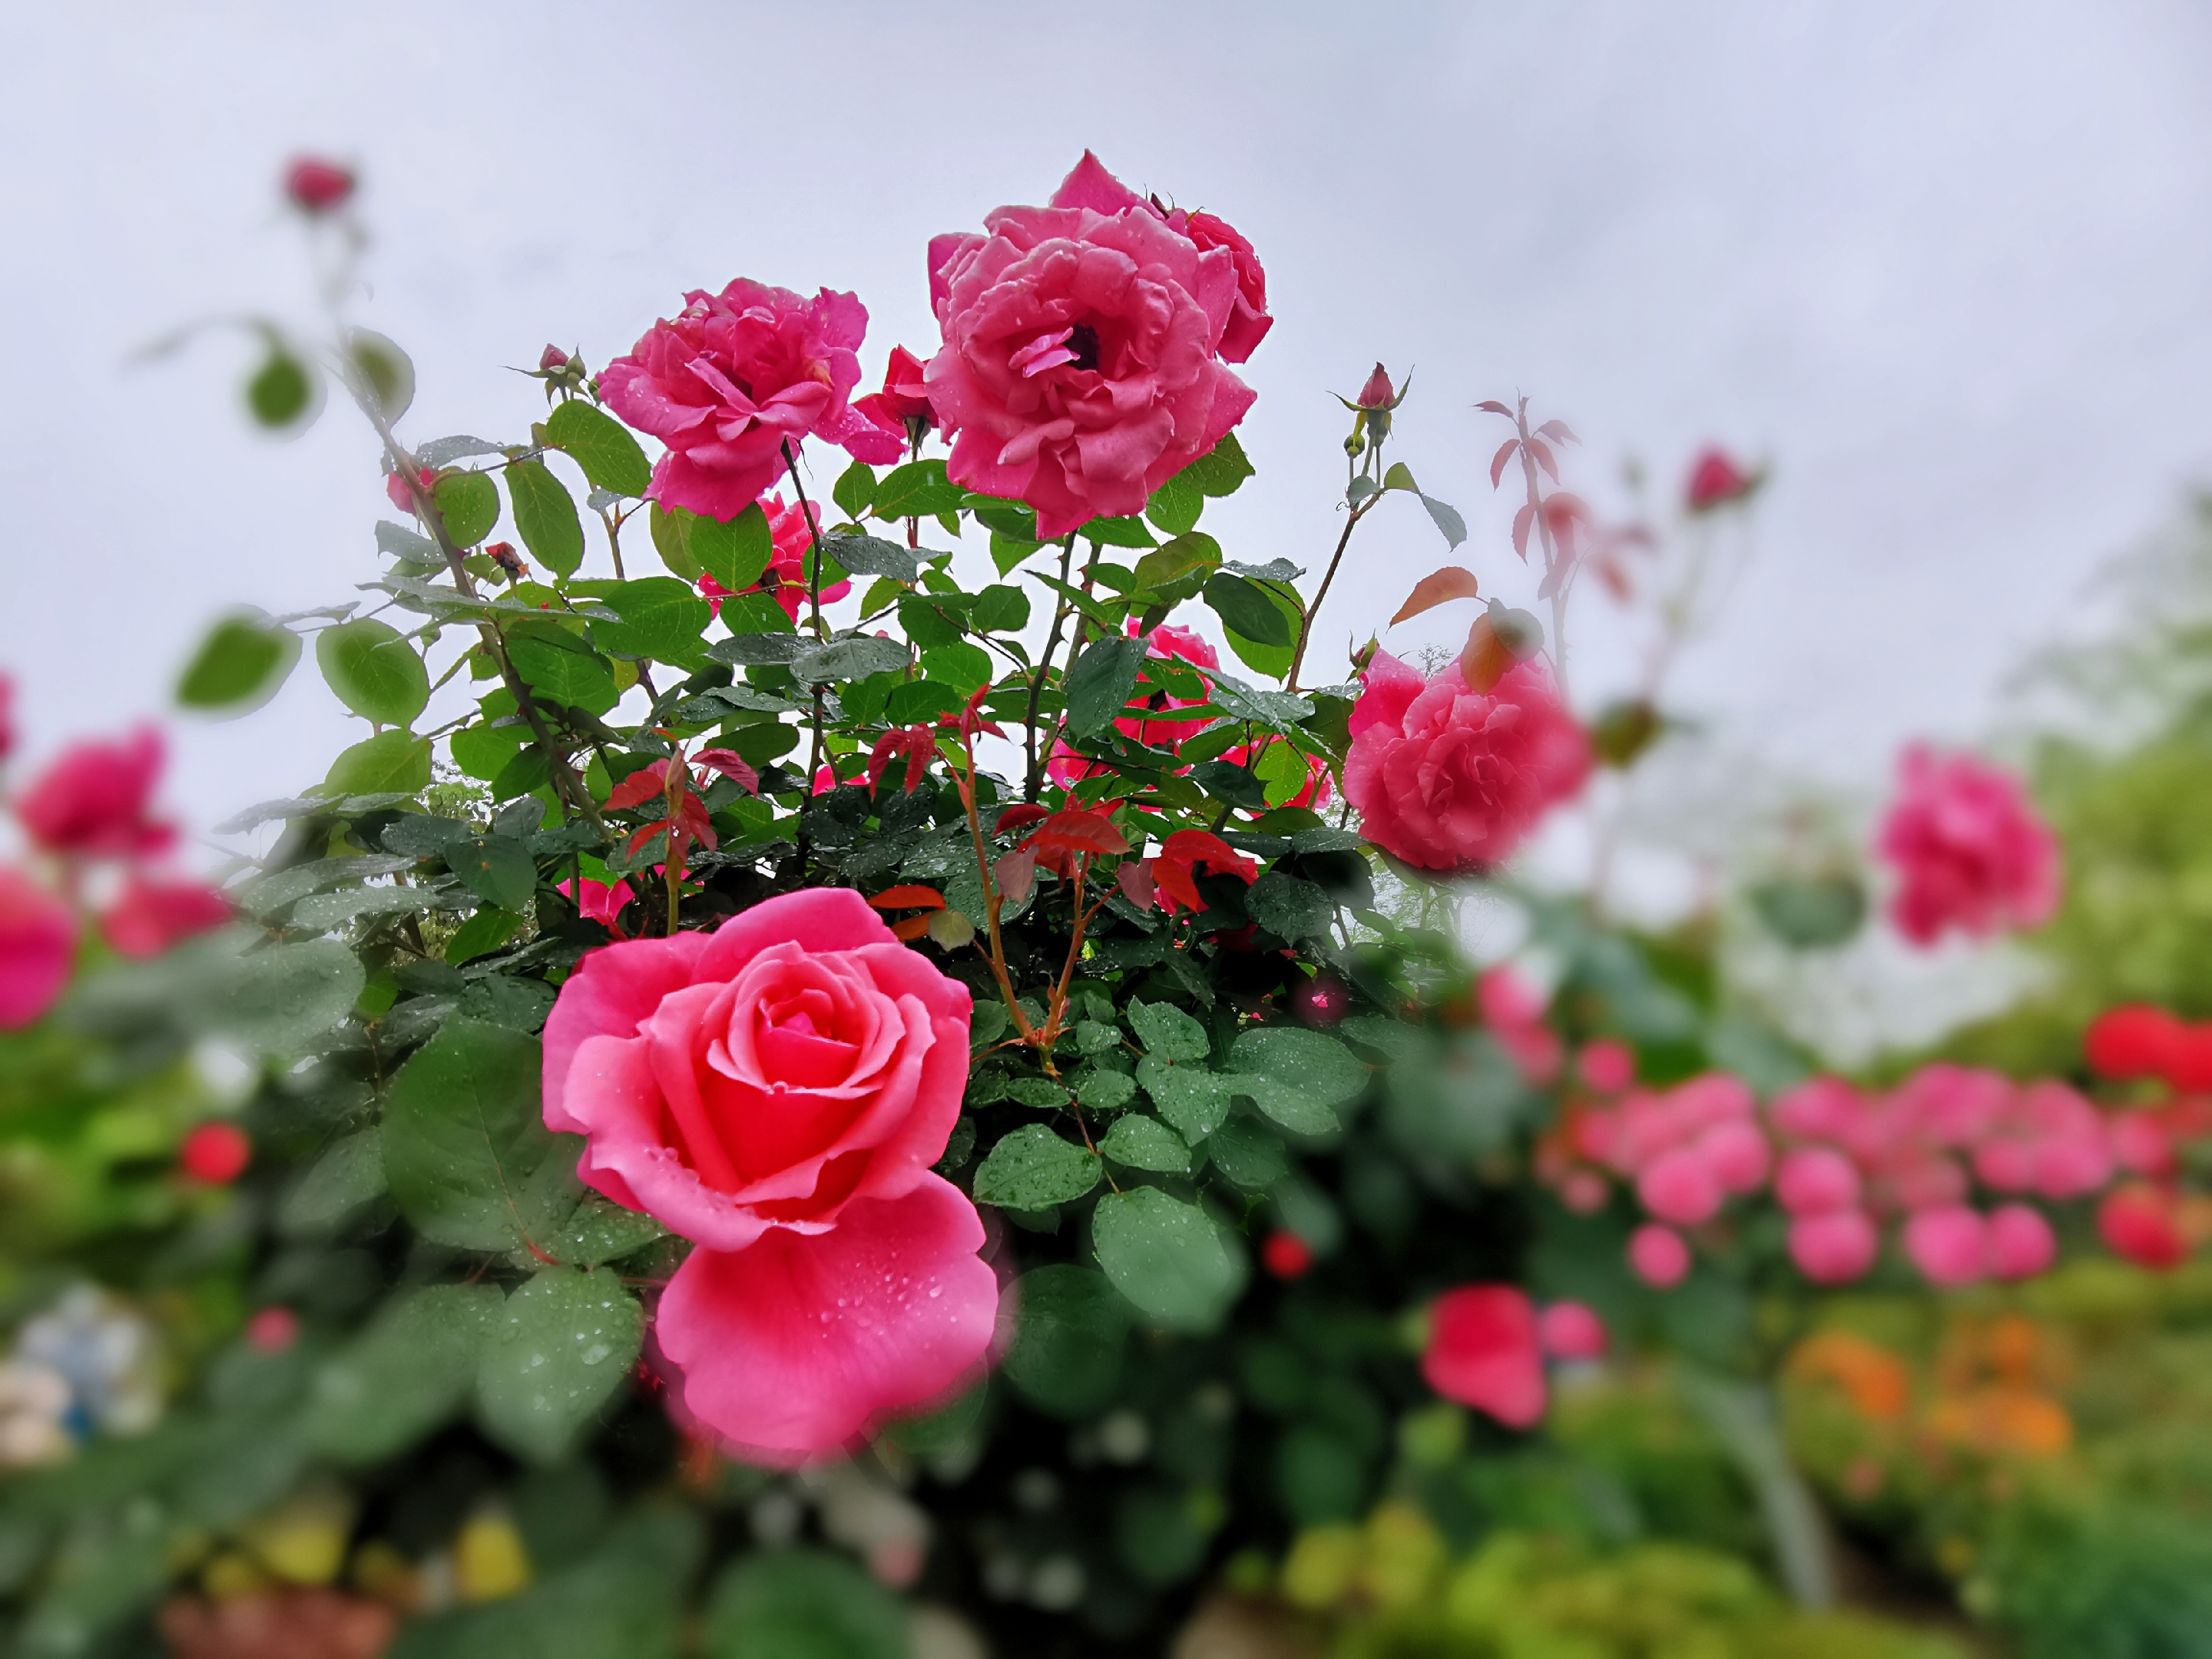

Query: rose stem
[1287,495,1377,692]
[781,441,833,871]
[1023,535,1081,800]
[1514,398,1571,704]
[952,720,1037,1048]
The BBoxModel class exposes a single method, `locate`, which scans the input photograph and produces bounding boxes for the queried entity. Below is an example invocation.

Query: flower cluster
[0,681,228,1029]
[1876,745,2059,946]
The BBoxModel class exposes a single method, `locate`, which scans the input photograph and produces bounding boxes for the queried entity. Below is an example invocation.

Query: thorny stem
[1515,399,1571,704]
[952,725,1036,1048]
[662,754,686,938]
[1023,535,1081,800]
[1288,496,1376,692]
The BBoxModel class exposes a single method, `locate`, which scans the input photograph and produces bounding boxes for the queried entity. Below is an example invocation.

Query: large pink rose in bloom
[925,154,1258,539]
[0,868,76,1030]
[541,889,995,1458]
[1876,745,2059,946]
[16,728,175,859]
[602,280,903,524]
[1049,151,1273,363]
[1343,654,1590,873]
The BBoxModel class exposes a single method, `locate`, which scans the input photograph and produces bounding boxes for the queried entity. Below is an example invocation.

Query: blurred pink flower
[1789,1210,1879,1283]
[1876,746,2059,946]
[16,728,174,859]
[1637,1145,1722,1227]
[1986,1204,2057,1279]
[1345,653,1589,874]
[284,156,355,213]
[1776,1147,1860,1215]
[1422,1285,1545,1428]
[1629,1224,1691,1287]
[1684,446,1757,512]
[602,280,902,524]
[0,868,76,1030]
[100,875,230,959]
[1902,1204,1987,1286]
[1537,1300,1608,1362]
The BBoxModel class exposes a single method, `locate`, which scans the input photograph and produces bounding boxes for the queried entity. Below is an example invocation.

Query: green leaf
[589,577,713,665]
[832,460,876,520]
[323,730,432,796]
[968,496,1039,540]
[1061,634,1148,741]
[475,1267,642,1465]
[1226,1026,1369,1135]
[246,346,322,430]
[381,1017,581,1254]
[650,502,772,592]
[508,637,620,716]
[300,1284,502,1464]
[1075,1068,1138,1112]
[971,1124,1101,1210]
[1207,1118,1288,1187]
[1137,1053,1236,1144]
[1082,514,1156,548]
[821,532,917,585]
[1382,460,1420,492]
[1093,1187,1247,1332]
[434,471,502,548]
[790,636,910,684]
[545,1197,668,1269]
[1132,531,1223,593]
[177,611,301,716]
[316,618,429,726]
[290,886,435,931]
[276,1128,388,1239]
[506,459,585,578]
[445,833,538,912]
[1421,494,1469,549]
[873,458,965,519]
[1127,999,1210,1061]
[1246,872,1337,942]
[1099,1114,1191,1174]
[446,906,522,965]
[1190,759,1269,813]
[1002,1264,1129,1418]
[545,399,651,497]
[348,327,416,422]
[1145,469,1204,536]
[1204,572,1294,647]
[1184,431,1255,497]
[704,1549,908,1659]
[969,584,1031,633]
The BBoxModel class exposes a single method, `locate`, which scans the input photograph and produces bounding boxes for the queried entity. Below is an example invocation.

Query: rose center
[1065,323,1101,373]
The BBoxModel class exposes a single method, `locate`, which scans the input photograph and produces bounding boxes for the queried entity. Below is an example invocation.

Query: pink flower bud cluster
[1549,1055,2204,1293]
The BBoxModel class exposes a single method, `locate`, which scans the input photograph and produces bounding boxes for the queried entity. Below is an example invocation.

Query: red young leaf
[941,684,1005,740]
[606,759,674,810]
[1476,400,1514,417]
[1025,809,1131,859]
[866,726,938,796]
[624,817,671,857]
[868,885,947,912]
[1512,503,1535,561]
[690,749,759,794]
[1158,830,1260,883]
[1459,615,1515,694]
[1153,857,1204,914]
[672,790,717,855]
[1389,566,1483,626]
[1117,860,1157,911]
[889,915,933,942]
[1489,439,1522,489]
[1528,439,1558,482]
[994,803,1051,835]
[995,847,1037,906]
[1535,419,1579,445]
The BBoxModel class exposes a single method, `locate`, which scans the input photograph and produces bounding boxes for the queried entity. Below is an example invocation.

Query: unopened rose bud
[538,344,570,373]
[485,541,528,580]
[1357,363,1396,409]
[283,157,355,214]
[1349,636,1380,674]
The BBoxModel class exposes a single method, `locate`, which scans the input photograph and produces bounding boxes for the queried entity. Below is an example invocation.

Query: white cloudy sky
[3,0,2210,839]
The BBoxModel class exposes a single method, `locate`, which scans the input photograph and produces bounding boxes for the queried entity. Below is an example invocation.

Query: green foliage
[177,609,300,715]
[316,617,429,726]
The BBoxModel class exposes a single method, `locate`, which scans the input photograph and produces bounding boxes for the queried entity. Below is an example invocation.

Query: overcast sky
[5,1,2210,837]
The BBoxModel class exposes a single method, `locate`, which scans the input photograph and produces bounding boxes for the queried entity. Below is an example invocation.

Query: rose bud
[284,157,356,214]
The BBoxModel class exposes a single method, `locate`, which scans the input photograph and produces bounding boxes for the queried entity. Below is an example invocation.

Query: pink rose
[924,156,1257,539]
[558,876,635,940]
[853,345,937,447]
[0,868,76,1030]
[602,280,903,524]
[1344,654,1589,874]
[1876,746,2059,946]
[99,875,230,959]
[1537,1300,1608,1362]
[1776,1147,1860,1215]
[1048,154,1273,363]
[284,156,356,213]
[1684,446,1757,512]
[1637,1145,1722,1227]
[1047,621,1220,786]
[1576,1040,1635,1094]
[0,673,15,763]
[541,889,996,1457]
[1421,1286,1545,1428]
[1697,1121,1770,1194]
[16,728,175,860]
[1789,1210,1878,1284]
[1628,1224,1690,1288]
[1902,1204,1987,1286]
[1985,1204,2057,1279]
